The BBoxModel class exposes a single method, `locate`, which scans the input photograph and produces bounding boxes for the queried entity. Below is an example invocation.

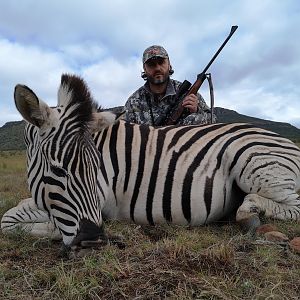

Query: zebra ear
[90,111,121,132]
[14,84,51,128]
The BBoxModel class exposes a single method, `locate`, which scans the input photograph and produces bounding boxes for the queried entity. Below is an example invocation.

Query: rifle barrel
[202,25,238,75]
[164,25,238,126]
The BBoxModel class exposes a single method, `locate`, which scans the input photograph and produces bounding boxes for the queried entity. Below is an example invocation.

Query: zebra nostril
[71,218,106,247]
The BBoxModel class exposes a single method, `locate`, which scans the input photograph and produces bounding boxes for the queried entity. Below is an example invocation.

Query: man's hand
[182,94,198,113]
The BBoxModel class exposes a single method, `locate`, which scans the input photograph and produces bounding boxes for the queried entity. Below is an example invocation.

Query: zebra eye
[50,165,67,177]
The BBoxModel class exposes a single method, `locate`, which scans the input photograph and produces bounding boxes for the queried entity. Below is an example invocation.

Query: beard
[147,72,169,85]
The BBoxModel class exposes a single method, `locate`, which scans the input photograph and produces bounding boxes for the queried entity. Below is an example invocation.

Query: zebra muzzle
[69,218,126,252]
[70,218,106,248]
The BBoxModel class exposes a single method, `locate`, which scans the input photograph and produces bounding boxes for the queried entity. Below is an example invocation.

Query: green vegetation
[0,122,26,151]
[215,107,300,143]
[0,151,29,213]
[1,152,300,299]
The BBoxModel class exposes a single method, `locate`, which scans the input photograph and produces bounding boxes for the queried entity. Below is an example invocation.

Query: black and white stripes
[2,74,300,247]
[96,120,300,227]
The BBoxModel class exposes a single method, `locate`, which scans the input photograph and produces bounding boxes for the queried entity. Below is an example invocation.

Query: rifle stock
[164,73,206,125]
[163,25,238,126]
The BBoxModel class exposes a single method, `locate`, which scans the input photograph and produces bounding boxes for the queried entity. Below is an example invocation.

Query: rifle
[161,25,238,126]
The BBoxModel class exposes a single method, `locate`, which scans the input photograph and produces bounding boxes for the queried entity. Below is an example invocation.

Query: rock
[256,224,278,235]
[289,237,300,254]
[264,231,289,243]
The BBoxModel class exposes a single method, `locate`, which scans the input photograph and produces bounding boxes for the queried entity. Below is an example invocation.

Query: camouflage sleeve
[124,96,138,123]
[124,93,142,124]
[124,89,154,125]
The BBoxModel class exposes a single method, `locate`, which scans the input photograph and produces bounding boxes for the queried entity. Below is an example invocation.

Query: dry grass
[1,151,300,300]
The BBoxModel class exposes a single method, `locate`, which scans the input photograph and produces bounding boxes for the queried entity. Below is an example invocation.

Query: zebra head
[14,74,118,247]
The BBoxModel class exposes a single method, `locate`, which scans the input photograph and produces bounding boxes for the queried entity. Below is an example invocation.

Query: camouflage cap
[142,45,169,64]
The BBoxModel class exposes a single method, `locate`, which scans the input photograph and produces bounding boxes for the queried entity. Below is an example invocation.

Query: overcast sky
[0,0,299,128]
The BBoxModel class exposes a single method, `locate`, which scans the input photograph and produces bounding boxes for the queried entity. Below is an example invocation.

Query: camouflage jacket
[124,79,216,126]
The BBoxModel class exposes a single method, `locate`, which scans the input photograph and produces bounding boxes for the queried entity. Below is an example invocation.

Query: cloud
[61,43,108,67]
[0,0,299,128]
[0,38,73,117]
[82,57,142,108]
[217,86,300,127]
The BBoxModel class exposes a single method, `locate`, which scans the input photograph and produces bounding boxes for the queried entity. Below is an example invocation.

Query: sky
[0,0,300,128]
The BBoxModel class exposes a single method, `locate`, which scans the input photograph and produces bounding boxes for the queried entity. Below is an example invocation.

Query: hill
[1,107,300,151]
[0,121,26,151]
[214,107,300,142]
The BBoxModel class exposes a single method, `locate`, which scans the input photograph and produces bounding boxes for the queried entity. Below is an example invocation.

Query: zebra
[1,74,300,249]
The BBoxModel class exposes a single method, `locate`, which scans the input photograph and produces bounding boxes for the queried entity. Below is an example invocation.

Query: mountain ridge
[1,107,299,151]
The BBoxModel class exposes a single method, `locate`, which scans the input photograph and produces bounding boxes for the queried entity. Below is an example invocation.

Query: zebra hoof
[238,214,261,235]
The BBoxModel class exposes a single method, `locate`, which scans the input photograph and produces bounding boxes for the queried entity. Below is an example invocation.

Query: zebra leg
[1,198,61,240]
[236,193,300,231]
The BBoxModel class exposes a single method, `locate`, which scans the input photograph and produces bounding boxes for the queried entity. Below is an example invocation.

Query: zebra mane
[58,74,102,128]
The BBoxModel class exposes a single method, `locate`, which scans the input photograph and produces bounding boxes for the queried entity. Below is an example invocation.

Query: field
[1,150,300,300]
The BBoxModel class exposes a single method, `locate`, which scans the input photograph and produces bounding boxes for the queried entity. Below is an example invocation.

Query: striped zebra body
[95,121,300,225]
[1,74,300,248]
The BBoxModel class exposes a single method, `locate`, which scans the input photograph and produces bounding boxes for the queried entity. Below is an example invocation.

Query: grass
[1,150,300,299]
[0,151,29,213]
